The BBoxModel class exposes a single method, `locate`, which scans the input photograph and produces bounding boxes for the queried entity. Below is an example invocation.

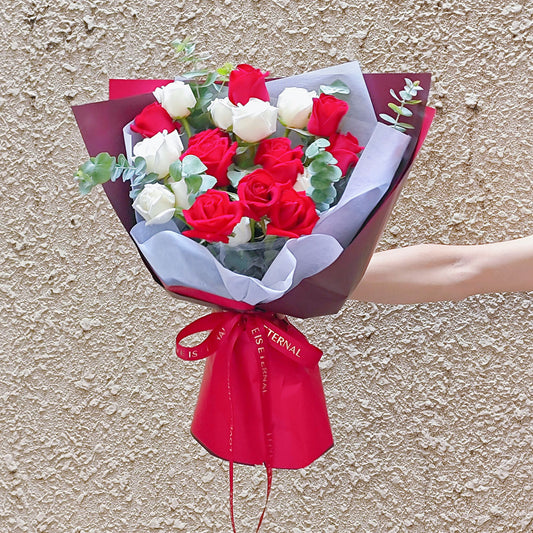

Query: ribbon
[176,311,323,532]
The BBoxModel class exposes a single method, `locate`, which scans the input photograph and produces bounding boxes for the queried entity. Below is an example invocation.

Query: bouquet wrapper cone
[71,72,434,469]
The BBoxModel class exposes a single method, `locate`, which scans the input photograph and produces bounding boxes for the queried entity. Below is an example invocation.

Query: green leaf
[320,79,350,95]
[390,89,401,102]
[305,138,330,159]
[227,168,247,188]
[133,156,147,173]
[379,113,397,124]
[169,160,183,180]
[310,165,342,186]
[182,155,207,176]
[396,122,415,129]
[181,70,210,79]
[199,71,218,88]
[123,168,136,181]
[289,127,314,137]
[111,166,123,182]
[313,151,336,165]
[200,174,217,192]
[405,99,422,105]
[311,186,336,204]
[217,62,234,77]
[185,175,202,193]
[314,201,329,213]
[388,103,413,117]
[117,153,128,167]
[236,146,249,155]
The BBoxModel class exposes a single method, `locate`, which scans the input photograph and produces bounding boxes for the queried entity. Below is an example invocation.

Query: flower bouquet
[72,40,433,530]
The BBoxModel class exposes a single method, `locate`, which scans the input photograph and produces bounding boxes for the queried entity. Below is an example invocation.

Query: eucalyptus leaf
[396,122,415,129]
[182,155,207,176]
[134,156,147,173]
[199,71,218,88]
[181,70,210,79]
[389,89,401,102]
[311,187,336,205]
[319,79,350,95]
[379,113,397,124]
[185,175,202,193]
[289,127,314,137]
[169,160,183,180]
[305,138,330,160]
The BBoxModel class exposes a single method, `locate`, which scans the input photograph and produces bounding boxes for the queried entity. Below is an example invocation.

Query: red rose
[326,132,363,175]
[266,188,319,239]
[182,128,238,187]
[130,102,177,138]
[307,94,349,137]
[237,169,283,220]
[183,190,243,243]
[228,64,270,105]
[254,137,304,188]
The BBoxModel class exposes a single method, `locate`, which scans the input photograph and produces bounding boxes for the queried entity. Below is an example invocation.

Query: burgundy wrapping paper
[71,70,433,469]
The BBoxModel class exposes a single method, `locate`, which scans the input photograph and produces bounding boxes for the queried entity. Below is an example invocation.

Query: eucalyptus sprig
[74,153,158,197]
[170,38,235,133]
[168,155,217,206]
[379,78,423,132]
[305,139,343,212]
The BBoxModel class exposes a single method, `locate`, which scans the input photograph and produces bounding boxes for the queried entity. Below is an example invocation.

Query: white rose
[208,97,236,130]
[232,98,278,143]
[277,87,317,129]
[228,217,252,247]
[294,167,311,193]
[132,183,176,225]
[169,179,191,210]
[154,81,196,119]
[133,130,183,179]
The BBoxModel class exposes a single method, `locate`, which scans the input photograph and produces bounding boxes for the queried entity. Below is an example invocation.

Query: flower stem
[283,127,290,138]
[181,117,192,139]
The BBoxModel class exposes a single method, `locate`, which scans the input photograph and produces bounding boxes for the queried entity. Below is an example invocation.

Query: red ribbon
[176,311,322,532]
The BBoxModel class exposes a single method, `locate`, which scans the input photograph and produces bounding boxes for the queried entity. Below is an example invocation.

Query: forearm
[351,237,533,304]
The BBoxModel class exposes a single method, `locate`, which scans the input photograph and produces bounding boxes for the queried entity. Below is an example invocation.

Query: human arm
[350,236,533,304]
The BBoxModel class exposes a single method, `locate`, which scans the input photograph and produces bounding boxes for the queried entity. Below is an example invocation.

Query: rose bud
[133,130,184,179]
[254,137,304,188]
[277,87,317,129]
[181,128,238,187]
[232,98,278,144]
[208,97,236,130]
[293,167,311,193]
[228,217,252,247]
[307,94,349,137]
[169,179,191,210]
[237,168,283,220]
[182,190,243,243]
[266,188,319,239]
[154,80,197,119]
[132,183,176,225]
[228,64,270,105]
[131,102,177,138]
[326,132,363,175]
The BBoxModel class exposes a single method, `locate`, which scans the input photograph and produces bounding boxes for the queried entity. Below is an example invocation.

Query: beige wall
[1,0,531,531]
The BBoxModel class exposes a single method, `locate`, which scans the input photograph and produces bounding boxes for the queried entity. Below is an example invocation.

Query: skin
[350,236,533,304]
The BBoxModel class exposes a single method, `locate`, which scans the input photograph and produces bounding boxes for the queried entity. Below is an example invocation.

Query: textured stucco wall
[1,0,532,532]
